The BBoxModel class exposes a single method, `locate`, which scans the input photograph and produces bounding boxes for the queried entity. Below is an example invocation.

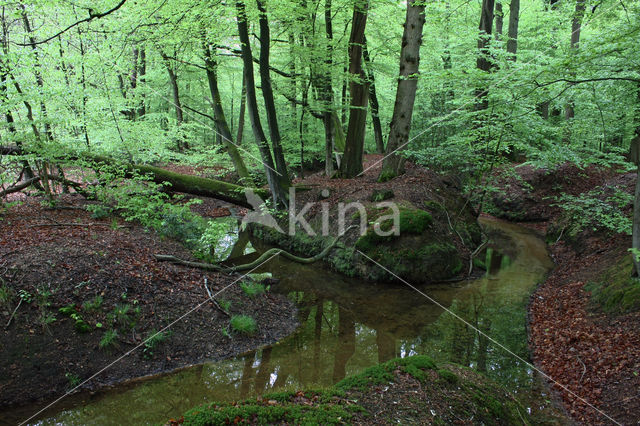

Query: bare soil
[0,195,298,411]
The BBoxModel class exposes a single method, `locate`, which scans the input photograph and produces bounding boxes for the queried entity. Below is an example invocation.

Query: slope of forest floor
[490,163,640,424]
[0,195,298,410]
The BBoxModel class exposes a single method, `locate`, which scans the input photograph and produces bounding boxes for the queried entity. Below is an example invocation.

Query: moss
[366,243,462,282]
[437,369,459,384]
[355,207,433,251]
[180,356,528,425]
[369,189,394,202]
[335,355,436,391]
[585,255,640,314]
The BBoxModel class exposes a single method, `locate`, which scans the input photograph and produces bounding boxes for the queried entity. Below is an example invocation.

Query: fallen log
[1,146,267,207]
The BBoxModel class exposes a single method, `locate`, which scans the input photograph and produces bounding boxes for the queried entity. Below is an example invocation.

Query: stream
[7,216,565,424]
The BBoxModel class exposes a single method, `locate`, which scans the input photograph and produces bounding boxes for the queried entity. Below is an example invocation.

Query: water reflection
[11,217,562,425]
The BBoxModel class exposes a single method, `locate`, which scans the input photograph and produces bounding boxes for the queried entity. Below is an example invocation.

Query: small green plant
[18,289,33,304]
[58,304,91,333]
[39,312,57,327]
[35,286,53,308]
[82,295,103,312]
[108,303,140,329]
[230,315,257,335]
[99,329,118,349]
[142,329,172,359]
[239,281,265,298]
[221,327,231,339]
[65,372,81,389]
[217,298,232,312]
[0,285,14,307]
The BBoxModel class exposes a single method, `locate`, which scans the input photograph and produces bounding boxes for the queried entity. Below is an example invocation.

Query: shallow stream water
[7,216,565,425]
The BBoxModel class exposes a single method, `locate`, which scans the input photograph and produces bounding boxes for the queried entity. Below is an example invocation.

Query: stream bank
[0,195,298,412]
[489,163,640,424]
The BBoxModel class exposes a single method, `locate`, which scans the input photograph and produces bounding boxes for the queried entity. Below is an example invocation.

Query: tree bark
[339,0,369,178]
[236,0,288,207]
[256,0,290,185]
[475,0,495,114]
[495,2,503,40]
[506,0,519,60]
[202,44,251,181]
[323,0,335,176]
[378,0,426,181]
[237,74,247,146]
[564,0,586,126]
[363,37,384,154]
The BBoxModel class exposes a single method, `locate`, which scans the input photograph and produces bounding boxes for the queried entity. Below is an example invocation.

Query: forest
[1,0,639,424]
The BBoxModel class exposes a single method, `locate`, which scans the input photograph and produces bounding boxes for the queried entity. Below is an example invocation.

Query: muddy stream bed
[3,216,566,424]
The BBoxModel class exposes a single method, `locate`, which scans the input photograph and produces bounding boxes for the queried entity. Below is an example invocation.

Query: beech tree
[378,0,426,181]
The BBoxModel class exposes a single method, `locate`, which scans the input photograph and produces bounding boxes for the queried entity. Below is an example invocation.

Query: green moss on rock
[585,255,640,314]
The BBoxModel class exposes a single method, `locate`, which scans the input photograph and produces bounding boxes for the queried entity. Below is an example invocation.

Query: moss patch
[585,255,640,314]
[179,356,528,425]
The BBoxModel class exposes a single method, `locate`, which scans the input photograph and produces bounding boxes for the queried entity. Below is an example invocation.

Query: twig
[577,355,587,382]
[204,278,230,317]
[5,299,22,329]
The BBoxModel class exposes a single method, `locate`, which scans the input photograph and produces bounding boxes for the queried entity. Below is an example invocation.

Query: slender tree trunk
[137,48,146,118]
[160,51,187,151]
[475,0,495,114]
[495,2,503,40]
[237,74,247,145]
[378,0,426,181]
[506,0,519,60]
[202,44,251,181]
[236,0,288,207]
[256,0,290,185]
[323,0,335,176]
[339,0,369,178]
[631,85,640,276]
[363,37,384,154]
[564,0,586,129]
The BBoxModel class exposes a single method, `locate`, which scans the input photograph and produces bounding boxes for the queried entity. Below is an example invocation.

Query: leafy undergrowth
[174,356,529,425]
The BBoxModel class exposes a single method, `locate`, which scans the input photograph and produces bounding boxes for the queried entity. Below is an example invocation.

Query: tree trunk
[237,74,247,145]
[256,0,290,185]
[564,0,586,128]
[378,0,426,181]
[137,48,147,118]
[475,0,495,114]
[633,162,640,276]
[236,0,288,207]
[323,0,335,176]
[203,44,251,181]
[506,0,519,60]
[339,0,369,178]
[495,2,503,40]
[363,37,385,154]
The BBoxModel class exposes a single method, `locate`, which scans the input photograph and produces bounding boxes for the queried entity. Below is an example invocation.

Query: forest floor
[0,194,298,412]
[490,163,640,424]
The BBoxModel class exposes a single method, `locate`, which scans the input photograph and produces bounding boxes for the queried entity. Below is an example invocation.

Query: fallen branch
[0,177,41,198]
[5,299,22,329]
[204,278,230,317]
[155,225,358,272]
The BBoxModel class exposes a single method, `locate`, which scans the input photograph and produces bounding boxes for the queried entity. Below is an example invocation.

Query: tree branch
[535,76,640,87]
[16,0,128,46]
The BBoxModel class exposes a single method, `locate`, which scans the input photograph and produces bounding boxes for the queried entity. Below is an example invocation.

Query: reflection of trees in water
[332,307,355,383]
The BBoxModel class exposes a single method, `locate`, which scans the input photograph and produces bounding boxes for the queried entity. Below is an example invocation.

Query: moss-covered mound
[178,356,529,425]
[250,200,480,284]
